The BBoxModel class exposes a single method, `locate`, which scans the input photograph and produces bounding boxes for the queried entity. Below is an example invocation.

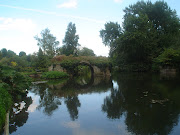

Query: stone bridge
[48,61,111,76]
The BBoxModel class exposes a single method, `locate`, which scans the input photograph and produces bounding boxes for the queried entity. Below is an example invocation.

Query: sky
[0,0,180,56]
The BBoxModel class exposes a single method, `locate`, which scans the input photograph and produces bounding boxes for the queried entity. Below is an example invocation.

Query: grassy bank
[41,71,69,79]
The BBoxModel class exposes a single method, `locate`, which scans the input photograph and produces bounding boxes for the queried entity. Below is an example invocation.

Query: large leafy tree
[117,13,158,65]
[123,1,180,52]
[100,22,122,57]
[61,22,80,56]
[34,28,59,58]
[100,1,180,69]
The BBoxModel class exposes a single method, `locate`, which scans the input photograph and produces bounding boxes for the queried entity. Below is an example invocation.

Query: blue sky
[0,0,180,56]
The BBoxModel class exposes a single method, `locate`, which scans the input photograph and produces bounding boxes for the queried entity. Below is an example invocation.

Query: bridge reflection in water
[3,73,180,135]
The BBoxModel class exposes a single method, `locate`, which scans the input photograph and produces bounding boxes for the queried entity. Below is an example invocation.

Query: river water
[5,73,180,135]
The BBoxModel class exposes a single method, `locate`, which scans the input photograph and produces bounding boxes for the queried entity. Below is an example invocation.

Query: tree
[19,51,26,57]
[123,1,180,53]
[7,50,16,58]
[37,48,48,68]
[117,13,158,65]
[1,48,7,57]
[100,1,180,70]
[100,22,122,57]
[34,28,59,58]
[61,22,80,56]
[78,47,95,56]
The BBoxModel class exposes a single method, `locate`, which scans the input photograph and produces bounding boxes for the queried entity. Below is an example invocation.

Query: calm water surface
[6,73,180,135]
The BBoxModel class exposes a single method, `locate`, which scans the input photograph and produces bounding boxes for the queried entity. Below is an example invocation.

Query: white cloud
[79,35,109,57]
[0,17,38,54]
[0,17,36,32]
[0,4,104,24]
[28,96,39,112]
[62,121,80,128]
[114,0,123,3]
[57,0,78,8]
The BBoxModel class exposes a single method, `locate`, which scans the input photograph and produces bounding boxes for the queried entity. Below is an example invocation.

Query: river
[3,72,180,135]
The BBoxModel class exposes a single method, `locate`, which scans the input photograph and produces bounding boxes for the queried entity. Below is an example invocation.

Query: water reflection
[103,73,180,135]
[64,96,81,121]
[31,84,61,116]
[9,93,32,134]
[30,76,112,118]
[4,73,180,135]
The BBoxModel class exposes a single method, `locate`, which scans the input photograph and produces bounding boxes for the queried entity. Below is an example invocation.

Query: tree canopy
[78,47,95,56]
[61,22,80,56]
[100,1,180,71]
[34,28,59,58]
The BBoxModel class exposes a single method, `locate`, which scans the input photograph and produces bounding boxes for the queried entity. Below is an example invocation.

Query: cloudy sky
[0,0,180,56]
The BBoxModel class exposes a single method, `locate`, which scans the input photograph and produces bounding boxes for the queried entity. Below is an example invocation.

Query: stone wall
[93,66,111,76]
[49,64,111,76]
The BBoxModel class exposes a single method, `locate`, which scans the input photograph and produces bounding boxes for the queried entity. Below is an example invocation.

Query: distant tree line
[100,1,180,71]
[0,22,95,71]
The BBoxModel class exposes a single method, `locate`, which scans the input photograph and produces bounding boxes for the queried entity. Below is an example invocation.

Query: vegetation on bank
[154,48,180,69]
[42,71,69,79]
[0,85,12,129]
[0,0,180,131]
[0,65,31,129]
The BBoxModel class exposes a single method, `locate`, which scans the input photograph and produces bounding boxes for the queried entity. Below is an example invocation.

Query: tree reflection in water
[31,83,62,116]
[102,73,180,135]
[64,96,81,121]
[9,93,32,134]
[30,75,112,121]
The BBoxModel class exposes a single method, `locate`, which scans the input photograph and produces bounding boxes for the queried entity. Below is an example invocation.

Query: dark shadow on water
[102,72,180,135]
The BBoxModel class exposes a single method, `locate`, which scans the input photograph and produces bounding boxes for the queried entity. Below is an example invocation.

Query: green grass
[41,71,69,79]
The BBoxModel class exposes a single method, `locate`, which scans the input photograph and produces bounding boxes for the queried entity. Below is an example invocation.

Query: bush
[42,71,69,79]
[117,63,151,72]
[154,48,180,69]
[0,85,12,129]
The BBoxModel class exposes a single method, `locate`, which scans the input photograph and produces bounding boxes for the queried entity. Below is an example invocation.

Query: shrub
[42,71,69,79]
[154,48,180,69]
[0,85,12,129]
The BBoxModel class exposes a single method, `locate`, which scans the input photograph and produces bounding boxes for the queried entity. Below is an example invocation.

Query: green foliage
[0,65,31,129]
[100,22,122,57]
[1,48,7,57]
[77,47,95,56]
[154,48,180,68]
[0,65,31,93]
[61,22,80,56]
[53,55,111,70]
[0,85,12,129]
[100,1,180,71]
[123,1,180,49]
[117,13,158,64]
[34,28,59,58]
[19,51,26,57]
[42,71,69,79]
[36,48,49,68]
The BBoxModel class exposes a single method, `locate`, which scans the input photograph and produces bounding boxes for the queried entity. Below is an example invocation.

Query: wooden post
[4,111,9,135]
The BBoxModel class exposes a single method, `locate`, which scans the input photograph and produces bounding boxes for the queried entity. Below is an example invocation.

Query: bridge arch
[49,60,111,76]
[76,61,94,77]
